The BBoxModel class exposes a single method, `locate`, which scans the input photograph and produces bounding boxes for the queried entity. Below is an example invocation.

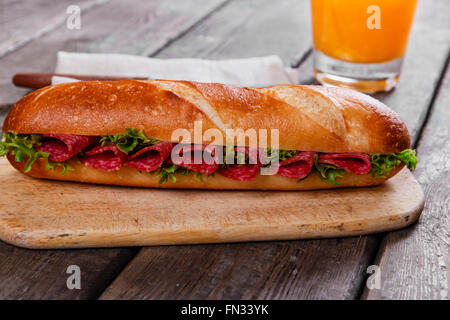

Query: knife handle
[12,73,147,89]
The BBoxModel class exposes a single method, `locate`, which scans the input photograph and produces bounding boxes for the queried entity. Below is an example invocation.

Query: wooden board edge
[0,190,424,249]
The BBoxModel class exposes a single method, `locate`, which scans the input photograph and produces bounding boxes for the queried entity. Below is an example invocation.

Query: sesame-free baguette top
[3,80,410,153]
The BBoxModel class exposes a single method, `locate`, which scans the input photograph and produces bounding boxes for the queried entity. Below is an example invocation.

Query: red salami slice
[37,134,97,162]
[125,142,174,172]
[218,147,261,181]
[277,151,316,179]
[80,144,127,172]
[170,144,219,175]
[319,153,371,175]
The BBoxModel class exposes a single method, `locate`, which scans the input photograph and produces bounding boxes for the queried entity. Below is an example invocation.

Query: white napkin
[53,51,300,87]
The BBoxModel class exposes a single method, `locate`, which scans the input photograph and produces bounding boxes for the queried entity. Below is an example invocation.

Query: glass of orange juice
[311,0,417,93]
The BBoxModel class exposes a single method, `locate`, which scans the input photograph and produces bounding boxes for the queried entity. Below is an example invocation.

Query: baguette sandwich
[0,80,417,190]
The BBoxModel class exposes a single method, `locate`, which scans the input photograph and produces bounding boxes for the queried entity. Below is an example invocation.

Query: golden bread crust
[3,80,410,153]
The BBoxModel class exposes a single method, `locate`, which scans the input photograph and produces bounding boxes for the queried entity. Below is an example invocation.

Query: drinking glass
[311,0,418,93]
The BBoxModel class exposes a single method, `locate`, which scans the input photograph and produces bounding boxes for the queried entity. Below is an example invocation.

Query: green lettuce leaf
[313,154,345,185]
[370,149,418,178]
[153,164,192,184]
[221,147,298,168]
[264,148,298,163]
[152,164,211,185]
[100,128,160,154]
[0,132,73,175]
[221,146,249,166]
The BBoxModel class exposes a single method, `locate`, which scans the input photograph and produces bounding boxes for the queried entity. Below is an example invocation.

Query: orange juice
[311,0,417,63]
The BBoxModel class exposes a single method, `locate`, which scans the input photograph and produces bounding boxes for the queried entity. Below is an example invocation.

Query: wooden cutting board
[0,158,424,249]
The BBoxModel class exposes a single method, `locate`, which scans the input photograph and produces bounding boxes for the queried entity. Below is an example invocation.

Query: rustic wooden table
[0,0,448,300]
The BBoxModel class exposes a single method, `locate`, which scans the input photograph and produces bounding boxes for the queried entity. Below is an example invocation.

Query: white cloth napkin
[52,51,300,87]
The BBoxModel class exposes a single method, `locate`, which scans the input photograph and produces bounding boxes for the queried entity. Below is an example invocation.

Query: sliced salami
[125,142,174,172]
[277,151,316,179]
[37,134,97,162]
[319,153,371,175]
[170,144,220,175]
[80,144,127,172]
[218,147,261,181]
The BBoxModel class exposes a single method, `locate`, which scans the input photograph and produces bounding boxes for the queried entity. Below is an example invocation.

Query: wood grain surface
[100,0,447,300]
[360,0,450,299]
[100,237,380,300]
[0,0,106,57]
[0,0,229,107]
[0,0,230,299]
[0,162,424,249]
[0,0,448,300]
[0,241,138,300]
[155,0,312,65]
[363,55,450,300]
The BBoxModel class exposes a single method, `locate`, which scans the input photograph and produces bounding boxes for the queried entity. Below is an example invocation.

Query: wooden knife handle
[12,73,147,89]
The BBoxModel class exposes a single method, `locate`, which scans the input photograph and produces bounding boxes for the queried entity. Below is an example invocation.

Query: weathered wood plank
[0,0,229,299]
[0,0,107,57]
[362,55,450,300]
[155,0,312,66]
[0,0,229,106]
[100,238,379,300]
[0,240,138,299]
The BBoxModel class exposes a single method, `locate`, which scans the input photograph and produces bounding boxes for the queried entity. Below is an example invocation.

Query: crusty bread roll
[4,80,410,153]
[3,80,411,189]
